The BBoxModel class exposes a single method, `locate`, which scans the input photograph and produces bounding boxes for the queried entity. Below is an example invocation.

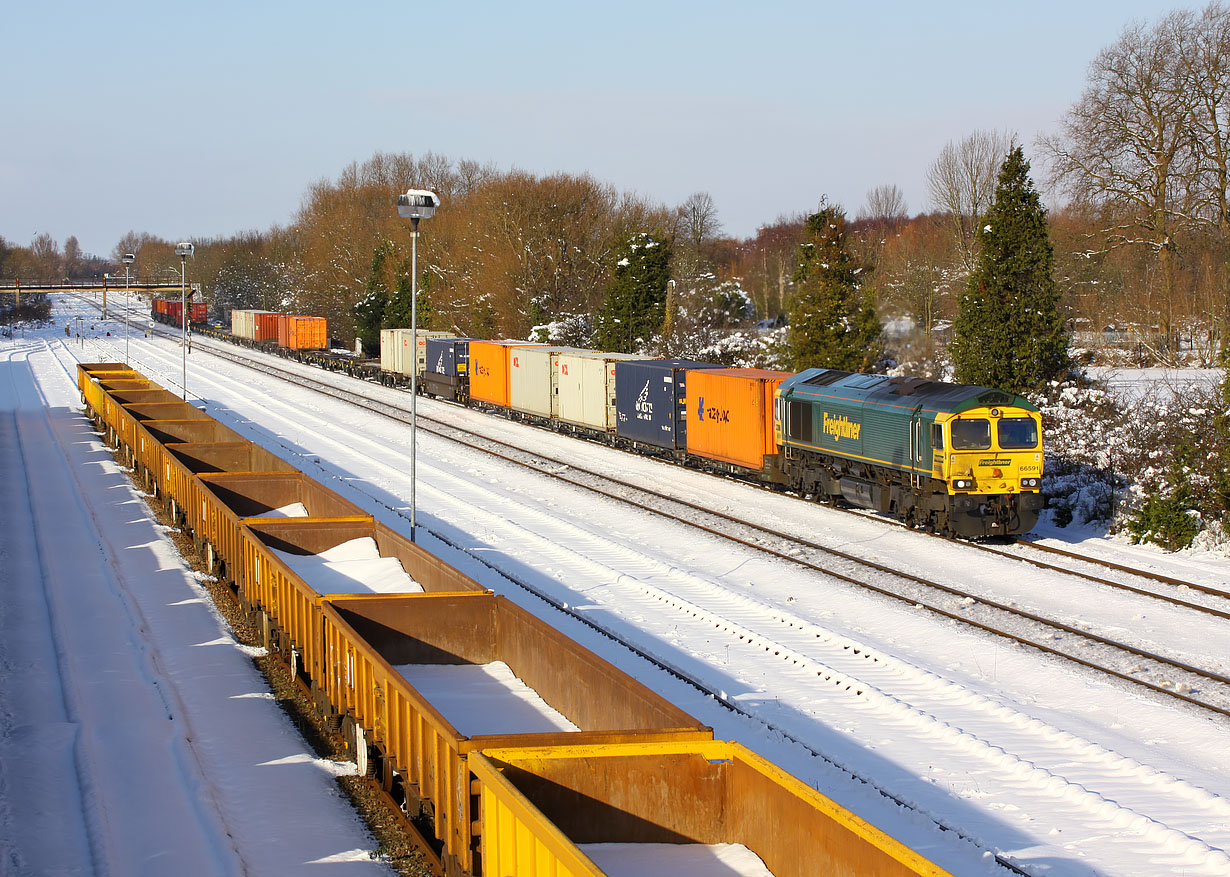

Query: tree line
[5,3,1229,391]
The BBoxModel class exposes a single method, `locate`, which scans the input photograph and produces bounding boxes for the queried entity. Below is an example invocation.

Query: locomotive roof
[780,368,1039,414]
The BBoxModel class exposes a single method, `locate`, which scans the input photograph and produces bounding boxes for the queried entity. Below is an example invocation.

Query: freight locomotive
[776,369,1044,537]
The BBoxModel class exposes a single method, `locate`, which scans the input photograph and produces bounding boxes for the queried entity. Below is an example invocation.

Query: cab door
[909,404,928,485]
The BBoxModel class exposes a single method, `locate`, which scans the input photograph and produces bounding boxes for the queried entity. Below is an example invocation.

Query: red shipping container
[254,312,281,341]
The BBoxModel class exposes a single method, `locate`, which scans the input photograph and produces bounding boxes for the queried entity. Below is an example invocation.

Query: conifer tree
[788,202,881,372]
[594,231,673,353]
[353,241,393,355]
[384,255,434,331]
[951,146,1069,393]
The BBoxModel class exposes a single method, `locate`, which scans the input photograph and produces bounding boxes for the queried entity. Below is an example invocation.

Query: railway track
[64,308,1230,875]
[112,326,1230,722]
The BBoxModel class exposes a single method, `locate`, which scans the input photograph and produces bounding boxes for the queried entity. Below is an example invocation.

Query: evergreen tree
[1216,372,1230,519]
[952,146,1069,393]
[787,202,881,372]
[353,241,393,356]
[594,231,673,353]
[384,255,434,331]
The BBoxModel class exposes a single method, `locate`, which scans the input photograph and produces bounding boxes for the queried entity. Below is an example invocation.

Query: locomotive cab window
[950,418,991,450]
[998,417,1039,449]
[930,423,944,451]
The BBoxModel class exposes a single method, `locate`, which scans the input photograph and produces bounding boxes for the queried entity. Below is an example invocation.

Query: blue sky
[1,0,1188,258]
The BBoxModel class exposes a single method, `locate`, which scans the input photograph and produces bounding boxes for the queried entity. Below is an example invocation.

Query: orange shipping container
[685,368,792,471]
[277,315,328,350]
[468,340,546,407]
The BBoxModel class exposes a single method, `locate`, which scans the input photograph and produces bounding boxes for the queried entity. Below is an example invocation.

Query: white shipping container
[231,309,252,340]
[231,309,274,342]
[384,329,452,377]
[380,329,401,374]
[508,346,583,418]
[556,351,644,431]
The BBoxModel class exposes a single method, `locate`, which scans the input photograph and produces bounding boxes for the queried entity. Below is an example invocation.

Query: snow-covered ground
[0,321,391,873]
[5,296,1229,877]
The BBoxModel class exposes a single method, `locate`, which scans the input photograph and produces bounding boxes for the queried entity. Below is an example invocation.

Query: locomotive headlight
[1021,477,1040,489]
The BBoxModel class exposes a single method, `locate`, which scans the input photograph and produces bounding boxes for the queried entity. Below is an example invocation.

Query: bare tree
[926,129,1012,272]
[29,233,61,279]
[1041,14,1199,345]
[678,191,722,251]
[857,184,908,222]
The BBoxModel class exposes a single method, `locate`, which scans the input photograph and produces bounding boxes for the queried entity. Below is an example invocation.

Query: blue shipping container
[614,359,725,450]
[425,338,472,377]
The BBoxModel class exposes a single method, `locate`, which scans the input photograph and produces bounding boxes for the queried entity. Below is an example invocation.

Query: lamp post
[122,253,135,363]
[175,242,194,399]
[396,188,440,542]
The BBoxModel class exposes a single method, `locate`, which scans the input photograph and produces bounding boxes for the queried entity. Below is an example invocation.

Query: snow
[393,661,580,735]
[7,297,1230,876]
[579,842,774,877]
[262,500,309,517]
[0,323,390,873]
[271,537,423,594]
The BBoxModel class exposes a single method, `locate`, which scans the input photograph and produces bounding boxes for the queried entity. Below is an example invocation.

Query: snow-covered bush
[530,313,593,347]
[1035,376,1230,550]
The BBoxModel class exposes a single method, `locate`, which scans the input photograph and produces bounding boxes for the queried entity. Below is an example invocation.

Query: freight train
[193,320,1044,536]
[77,361,952,877]
[399,335,1045,538]
[151,297,208,327]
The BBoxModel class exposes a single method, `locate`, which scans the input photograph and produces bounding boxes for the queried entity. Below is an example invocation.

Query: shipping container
[614,359,725,450]
[404,329,454,378]
[250,311,275,341]
[277,315,328,350]
[194,471,356,590]
[379,328,453,378]
[318,593,712,876]
[379,328,404,375]
[472,741,952,877]
[231,309,278,341]
[468,341,547,408]
[509,346,585,419]
[424,337,472,378]
[556,351,644,432]
[684,368,791,472]
[155,299,203,325]
[421,337,473,399]
[241,517,488,696]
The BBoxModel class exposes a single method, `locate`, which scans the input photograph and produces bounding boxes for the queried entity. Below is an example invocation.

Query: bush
[1126,491,1201,551]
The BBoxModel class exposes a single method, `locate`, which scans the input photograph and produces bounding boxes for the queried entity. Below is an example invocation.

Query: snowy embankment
[21,297,1230,877]
[0,334,390,873]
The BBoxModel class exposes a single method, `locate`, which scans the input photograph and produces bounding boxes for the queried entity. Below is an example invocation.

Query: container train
[397,334,1045,538]
[193,319,1045,537]
[151,297,208,327]
[78,361,952,877]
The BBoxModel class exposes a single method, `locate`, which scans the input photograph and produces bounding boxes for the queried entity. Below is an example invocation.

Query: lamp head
[397,189,440,220]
